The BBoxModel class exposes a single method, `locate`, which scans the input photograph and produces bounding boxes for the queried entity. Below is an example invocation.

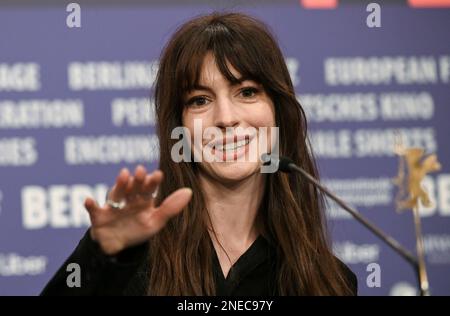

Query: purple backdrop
[0,1,449,295]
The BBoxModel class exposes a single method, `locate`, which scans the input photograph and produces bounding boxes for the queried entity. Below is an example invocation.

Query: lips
[215,138,250,152]
[208,134,253,152]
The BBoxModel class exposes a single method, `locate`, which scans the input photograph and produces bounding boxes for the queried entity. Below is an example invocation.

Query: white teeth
[217,139,249,152]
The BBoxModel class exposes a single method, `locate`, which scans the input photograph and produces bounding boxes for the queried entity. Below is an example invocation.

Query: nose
[213,95,240,129]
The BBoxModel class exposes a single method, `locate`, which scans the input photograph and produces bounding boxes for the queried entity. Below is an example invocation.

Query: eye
[239,87,259,98]
[185,96,210,107]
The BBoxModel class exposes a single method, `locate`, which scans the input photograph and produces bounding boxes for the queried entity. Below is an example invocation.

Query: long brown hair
[149,12,353,295]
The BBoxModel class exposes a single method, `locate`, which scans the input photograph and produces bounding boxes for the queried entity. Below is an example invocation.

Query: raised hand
[84,165,192,255]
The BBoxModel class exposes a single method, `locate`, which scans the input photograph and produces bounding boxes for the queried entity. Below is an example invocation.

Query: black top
[40,230,357,296]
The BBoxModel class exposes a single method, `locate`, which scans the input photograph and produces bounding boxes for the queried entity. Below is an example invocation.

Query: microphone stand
[269,156,424,296]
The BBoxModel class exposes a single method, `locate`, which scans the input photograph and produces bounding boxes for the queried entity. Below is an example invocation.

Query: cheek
[250,102,276,154]
[181,111,209,158]
[180,112,195,155]
[181,109,191,130]
[182,110,199,139]
[247,102,276,127]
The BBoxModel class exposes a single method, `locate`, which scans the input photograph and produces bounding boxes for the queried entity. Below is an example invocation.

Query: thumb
[84,197,98,216]
[84,197,103,225]
[154,188,192,222]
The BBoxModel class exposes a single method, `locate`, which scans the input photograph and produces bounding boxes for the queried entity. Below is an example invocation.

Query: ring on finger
[105,198,126,210]
[105,188,126,210]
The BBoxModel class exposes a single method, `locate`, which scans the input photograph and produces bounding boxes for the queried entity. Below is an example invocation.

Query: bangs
[177,20,268,100]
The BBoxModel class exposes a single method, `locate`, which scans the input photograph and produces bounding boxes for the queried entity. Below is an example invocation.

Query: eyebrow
[191,76,256,92]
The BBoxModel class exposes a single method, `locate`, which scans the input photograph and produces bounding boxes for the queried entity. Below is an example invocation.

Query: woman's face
[182,52,276,184]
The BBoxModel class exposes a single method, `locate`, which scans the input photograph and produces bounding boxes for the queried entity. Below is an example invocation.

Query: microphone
[261,154,424,295]
[261,153,293,173]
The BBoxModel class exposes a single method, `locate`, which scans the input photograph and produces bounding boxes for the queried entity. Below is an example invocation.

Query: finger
[126,165,147,199]
[151,188,192,228]
[133,164,147,193]
[136,174,153,201]
[85,197,109,226]
[108,168,130,203]
[136,170,163,204]
[142,170,163,198]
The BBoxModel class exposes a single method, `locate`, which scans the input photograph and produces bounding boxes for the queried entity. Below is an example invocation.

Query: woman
[41,12,357,296]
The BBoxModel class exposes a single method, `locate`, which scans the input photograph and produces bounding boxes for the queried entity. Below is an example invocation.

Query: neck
[200,171,266,246]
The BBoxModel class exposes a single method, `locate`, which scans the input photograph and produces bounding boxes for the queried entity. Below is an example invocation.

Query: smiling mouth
[214,138,250,152]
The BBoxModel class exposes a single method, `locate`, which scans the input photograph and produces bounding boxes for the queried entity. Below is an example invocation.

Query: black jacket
[41,230,357,296]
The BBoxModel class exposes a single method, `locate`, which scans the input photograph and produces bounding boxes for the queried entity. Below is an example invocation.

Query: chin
[207,161,260,183]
